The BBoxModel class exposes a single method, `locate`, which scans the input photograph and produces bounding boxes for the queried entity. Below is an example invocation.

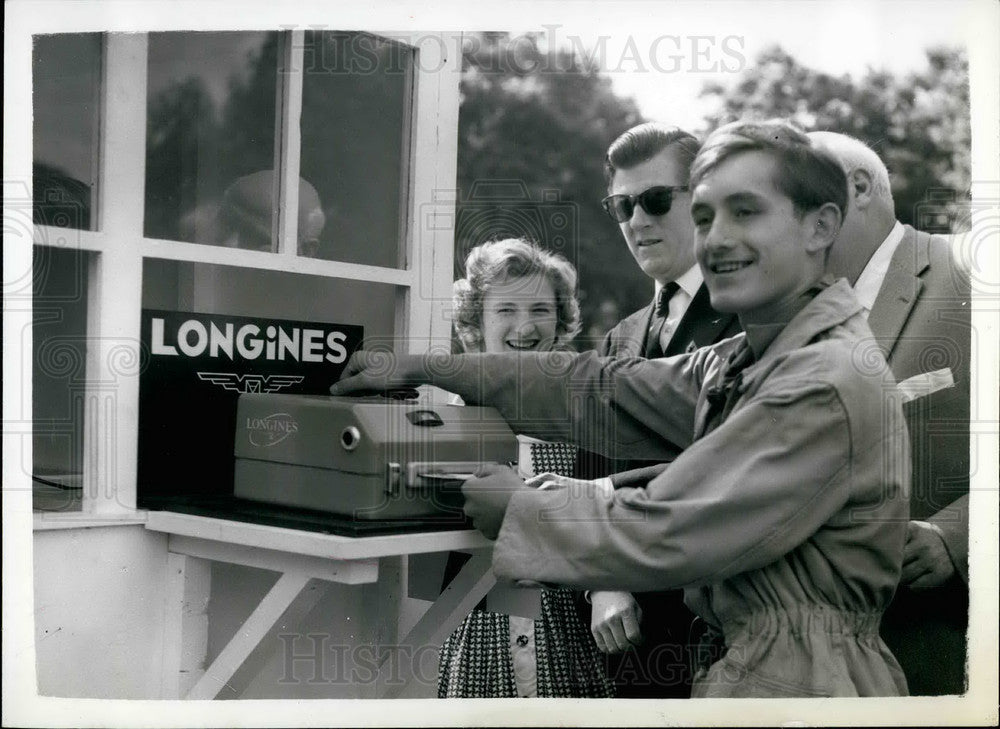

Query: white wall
[206,562,439,699]
[33,526,443,700]
[33,526,169,698]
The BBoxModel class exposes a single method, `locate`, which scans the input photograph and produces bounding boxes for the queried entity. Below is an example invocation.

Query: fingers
[461,496,498,540]
[605,621,626,653]
[329,351,426,395]
[329,352,378,395]
[328,375,368,396]
[461,468,521,540]
[590,592,643,654]
[592,627,610,655]
[470,462,514,479]
[595,617,642,654]
[524,472,559,488]
[622,608,643,646]
[901,543,924,571]
[900,558,927,587]
[901,524,954,589]
[907,569,946,591]
[525,473,569,491]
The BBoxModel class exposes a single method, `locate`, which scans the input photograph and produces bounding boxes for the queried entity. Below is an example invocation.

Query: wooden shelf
[145,510,491,561]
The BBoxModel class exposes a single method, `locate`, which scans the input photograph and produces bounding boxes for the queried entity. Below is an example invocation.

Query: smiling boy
[331,120,912,697]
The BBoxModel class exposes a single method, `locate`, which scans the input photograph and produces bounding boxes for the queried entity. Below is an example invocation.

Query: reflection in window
[144,31,279,248]
[142,258,397,337]
[33,246,92,511]
[32,33,102,232]
[300,32,414,267]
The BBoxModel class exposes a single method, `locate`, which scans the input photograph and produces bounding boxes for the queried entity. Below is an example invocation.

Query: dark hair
[690,119,848,216]
[604,122,701,191]
[453,238,582,352]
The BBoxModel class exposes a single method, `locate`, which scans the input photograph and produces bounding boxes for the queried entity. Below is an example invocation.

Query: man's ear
[805,202,843,254]
[848,168,875,210]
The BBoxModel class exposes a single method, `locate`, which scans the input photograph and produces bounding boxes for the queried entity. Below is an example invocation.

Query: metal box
[233,393,518,520]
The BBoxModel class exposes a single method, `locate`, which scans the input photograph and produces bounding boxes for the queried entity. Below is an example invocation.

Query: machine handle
[401,461,499,491]
[405,409,444,427]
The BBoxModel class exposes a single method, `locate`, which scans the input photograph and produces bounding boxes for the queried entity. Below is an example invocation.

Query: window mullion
[81,32,148,514]
[274,30,305,257]
[405,33,461,354]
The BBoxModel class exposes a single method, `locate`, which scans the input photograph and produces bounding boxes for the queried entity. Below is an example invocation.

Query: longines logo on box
[246,412,299,447]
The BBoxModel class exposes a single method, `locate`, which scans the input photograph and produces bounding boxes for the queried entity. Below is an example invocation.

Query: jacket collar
[745,276,864,372]
[866,224,927,359]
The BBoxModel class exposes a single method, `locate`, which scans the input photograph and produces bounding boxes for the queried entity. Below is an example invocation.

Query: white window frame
[30,30,462,516]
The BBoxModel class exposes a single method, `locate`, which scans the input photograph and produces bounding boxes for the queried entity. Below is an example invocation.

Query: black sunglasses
[601,185,689,223]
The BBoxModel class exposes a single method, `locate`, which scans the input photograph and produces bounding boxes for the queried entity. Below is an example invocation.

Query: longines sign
[138,309,363,505]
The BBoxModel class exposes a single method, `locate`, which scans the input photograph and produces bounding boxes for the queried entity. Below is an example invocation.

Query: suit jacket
[600,283,740,360]
[574,284,739,479]
[872,225,971,695]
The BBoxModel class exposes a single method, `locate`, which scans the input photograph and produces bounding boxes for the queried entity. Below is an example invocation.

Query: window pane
[142,259,399,330]
[299,32,414,267]
[144,31,278,248]
[32,33,101,232]
[33,246,92,511]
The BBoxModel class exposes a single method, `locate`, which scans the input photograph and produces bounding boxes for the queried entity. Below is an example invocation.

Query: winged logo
[197,372,304,394]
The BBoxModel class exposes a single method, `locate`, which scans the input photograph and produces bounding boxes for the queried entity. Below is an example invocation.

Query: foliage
[456,33,649,346]
[700,46,971,232]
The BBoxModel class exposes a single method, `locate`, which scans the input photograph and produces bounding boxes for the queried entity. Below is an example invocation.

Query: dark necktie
[644,281,681,358]
[701,339,755,436]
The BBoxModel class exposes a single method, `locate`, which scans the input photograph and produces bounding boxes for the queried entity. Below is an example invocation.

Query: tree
[700,46,971,232]
[456,33,649,346]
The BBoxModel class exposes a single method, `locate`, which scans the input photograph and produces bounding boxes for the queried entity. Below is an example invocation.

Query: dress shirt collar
[852,221,905,315]
[653,264,703,303]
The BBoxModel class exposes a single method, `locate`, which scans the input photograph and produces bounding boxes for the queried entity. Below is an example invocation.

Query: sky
[522,0,979,131]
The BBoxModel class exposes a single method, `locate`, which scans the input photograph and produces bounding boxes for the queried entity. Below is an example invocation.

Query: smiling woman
[452,238,581,354]
[439,238,612,698]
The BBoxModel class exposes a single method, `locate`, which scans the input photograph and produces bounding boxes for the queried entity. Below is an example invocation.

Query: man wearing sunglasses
[573,123,740,701]
[577,124,740,479]
[597,123,740,365]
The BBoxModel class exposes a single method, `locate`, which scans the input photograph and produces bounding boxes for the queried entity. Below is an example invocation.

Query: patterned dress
[437,439,615,698]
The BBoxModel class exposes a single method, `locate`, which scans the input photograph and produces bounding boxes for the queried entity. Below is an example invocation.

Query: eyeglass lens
[604,186,682,223]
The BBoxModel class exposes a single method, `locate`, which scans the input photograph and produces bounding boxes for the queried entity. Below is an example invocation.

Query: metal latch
[385,462,402,496]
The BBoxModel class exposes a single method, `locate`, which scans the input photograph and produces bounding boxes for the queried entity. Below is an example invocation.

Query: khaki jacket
[449,279,911,697]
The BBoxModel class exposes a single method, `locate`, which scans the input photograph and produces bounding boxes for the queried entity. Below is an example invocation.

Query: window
[31,245,91,512]
[298,31,414,267]
[143,30,416,267]
[144,32,278,247]
[32,33,101,232]
[30,30,461,516]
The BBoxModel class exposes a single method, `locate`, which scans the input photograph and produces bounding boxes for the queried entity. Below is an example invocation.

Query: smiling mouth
[636,238,662,248]
[506,339,540,350]
[710,260,753,274]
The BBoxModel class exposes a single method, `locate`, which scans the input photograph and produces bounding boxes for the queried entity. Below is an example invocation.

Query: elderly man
[810,131,970,696]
